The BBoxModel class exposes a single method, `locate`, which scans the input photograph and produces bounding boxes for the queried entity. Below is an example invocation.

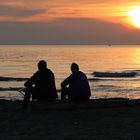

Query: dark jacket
[61,71,91,98]
[24,68,57,100]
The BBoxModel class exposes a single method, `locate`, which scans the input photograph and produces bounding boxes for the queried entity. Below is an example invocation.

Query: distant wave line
[0,76,64,82]
[0,76,29,81]
[0,87,24,91]
[0,87,62,93]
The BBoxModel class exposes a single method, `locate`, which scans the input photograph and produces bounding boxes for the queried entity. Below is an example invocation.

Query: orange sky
[0,0,140,44]
[0,0,140,28]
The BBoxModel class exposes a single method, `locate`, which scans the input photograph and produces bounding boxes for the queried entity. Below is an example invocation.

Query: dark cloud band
[0,5,45,17]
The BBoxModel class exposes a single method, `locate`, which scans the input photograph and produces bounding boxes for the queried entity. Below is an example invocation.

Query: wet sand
[0,99,140,139]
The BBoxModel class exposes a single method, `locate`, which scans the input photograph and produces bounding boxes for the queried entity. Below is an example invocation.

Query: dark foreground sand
[0,99,140,140]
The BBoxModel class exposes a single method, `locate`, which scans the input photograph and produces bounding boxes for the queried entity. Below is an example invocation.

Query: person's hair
[38,60,47,70]
[71,63,79,73]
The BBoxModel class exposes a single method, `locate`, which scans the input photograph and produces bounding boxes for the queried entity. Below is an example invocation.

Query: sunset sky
[0,0,140,44]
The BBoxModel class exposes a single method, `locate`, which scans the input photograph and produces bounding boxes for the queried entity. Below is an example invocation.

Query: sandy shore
[0,99,140,140]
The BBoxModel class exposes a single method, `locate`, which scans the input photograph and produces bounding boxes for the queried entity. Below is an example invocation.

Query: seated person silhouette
[61,63,91,101]
[22,60,58,109]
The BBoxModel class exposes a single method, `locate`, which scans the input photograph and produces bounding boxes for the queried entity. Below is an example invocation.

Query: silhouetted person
[22,60,57,109]
[61,63,91,101]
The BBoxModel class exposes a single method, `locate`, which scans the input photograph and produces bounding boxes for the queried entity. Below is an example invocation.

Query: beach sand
[0,99,140,140]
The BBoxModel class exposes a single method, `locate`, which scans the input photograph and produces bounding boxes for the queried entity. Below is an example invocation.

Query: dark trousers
[61,87,89,102]
[22,87,57,109]
[22,86,37,109]
[61,87,69,100]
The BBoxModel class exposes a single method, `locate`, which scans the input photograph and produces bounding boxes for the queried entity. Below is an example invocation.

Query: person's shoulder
[78,71,85,75]
[33,71,40,76]
[78,71,87,77]
[47,68,52,72]
[46,68,54,74]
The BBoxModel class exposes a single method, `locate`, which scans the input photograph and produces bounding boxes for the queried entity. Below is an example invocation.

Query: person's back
[30,68,57,101]
[22,60,57,109]
[61,63,91,101]
[68,71,91,99]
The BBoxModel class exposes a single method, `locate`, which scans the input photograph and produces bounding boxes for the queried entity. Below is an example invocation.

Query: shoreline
[1,98,140,110]
[0,98,140,139]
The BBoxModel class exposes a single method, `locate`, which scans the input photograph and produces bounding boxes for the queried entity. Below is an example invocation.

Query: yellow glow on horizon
[128,6,140,28]
[0,0,140,31]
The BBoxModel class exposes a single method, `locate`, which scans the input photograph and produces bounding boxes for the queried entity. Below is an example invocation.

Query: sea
[1,45,140,100]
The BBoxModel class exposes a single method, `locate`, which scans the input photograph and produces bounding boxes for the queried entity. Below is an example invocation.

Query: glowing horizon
[0,0,140,44]
[0,1,139,29]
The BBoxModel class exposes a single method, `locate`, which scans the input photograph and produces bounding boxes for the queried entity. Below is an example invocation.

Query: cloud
[0,5,45,18]
[0,18,139,44]
[0,0,139,23]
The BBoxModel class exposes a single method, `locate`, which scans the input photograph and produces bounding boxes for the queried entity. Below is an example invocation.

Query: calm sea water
[1,45,140,100]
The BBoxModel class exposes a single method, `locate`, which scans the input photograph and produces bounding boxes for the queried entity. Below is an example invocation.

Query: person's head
[38,60,47,71]
[71,63,79,73]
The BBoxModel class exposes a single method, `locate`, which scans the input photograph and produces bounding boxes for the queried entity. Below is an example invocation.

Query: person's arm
[50,72,58,98]
[61,76,71,88]
[24,72,38,87]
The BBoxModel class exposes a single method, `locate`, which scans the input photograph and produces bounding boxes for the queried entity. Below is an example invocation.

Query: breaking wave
[93,71,137,78]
